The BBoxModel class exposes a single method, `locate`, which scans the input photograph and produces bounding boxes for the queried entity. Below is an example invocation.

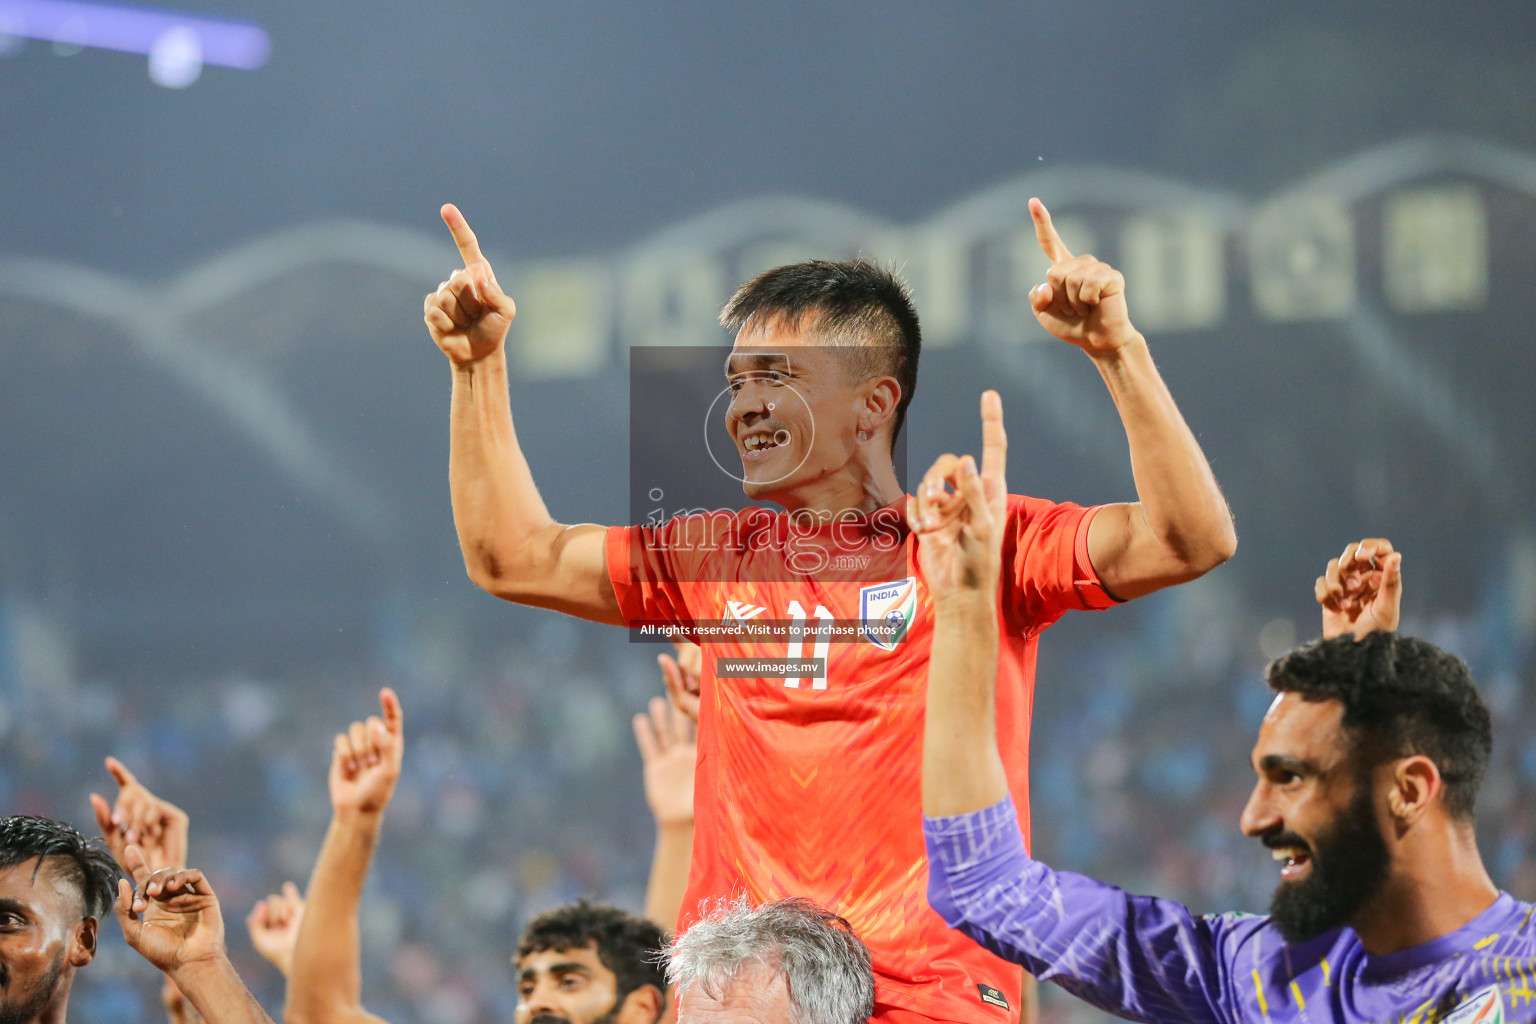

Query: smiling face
[1240,693,1394,943]
[0,858,95,1024]
[725,316,899,508]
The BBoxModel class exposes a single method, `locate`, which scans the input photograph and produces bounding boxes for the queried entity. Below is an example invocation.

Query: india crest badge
[859,577,917,650]
[1444,985,1504,1024]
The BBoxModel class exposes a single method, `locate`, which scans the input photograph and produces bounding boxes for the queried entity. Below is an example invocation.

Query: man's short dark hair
[518,899,668,1010]
[720,259,922,447]
[0,816,120,918]
[1266,632,1492,820]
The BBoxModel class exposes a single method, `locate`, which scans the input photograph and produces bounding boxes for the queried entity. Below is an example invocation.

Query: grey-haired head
[665,897,874,1024]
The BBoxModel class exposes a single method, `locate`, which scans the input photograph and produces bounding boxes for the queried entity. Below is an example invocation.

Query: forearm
[449,353,622,621]
[171,958,274,1024]
[643,822,694,932]
[923,593,1009,818]
[449,349,557,591]
[1091,338,1236,589]
[925,799,1227,1024]
[286,811,380,1023]
[163,979,202,1024]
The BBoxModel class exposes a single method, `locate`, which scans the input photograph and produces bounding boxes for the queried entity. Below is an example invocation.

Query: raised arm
[1026,198,1236,601]
[425,204,621,623]
[116,846,274,1024]
[635,692,697,931]
[91,758,200,1024]
[924,806,1239,1024]
[284,690,402,1024]
[916,404,1234,1024]
[914,390,1011,818]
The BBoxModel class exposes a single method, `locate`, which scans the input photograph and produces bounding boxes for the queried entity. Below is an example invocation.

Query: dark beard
[1268,783,1392,944]
[0,952,65,1024]
[529,1001,621,1024]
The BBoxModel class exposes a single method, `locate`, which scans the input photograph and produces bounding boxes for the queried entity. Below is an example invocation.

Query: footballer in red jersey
[426,197,1236,1022]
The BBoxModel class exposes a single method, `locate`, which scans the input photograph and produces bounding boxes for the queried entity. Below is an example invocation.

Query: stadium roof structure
[0,133,1532,676]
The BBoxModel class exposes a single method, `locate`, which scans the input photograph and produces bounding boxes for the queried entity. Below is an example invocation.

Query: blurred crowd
[1,607,664,1024]
[2,580,1530,1024]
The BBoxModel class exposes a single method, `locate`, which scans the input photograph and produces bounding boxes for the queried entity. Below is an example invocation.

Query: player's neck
[1350,824,1499,955]
[774,456,904,517]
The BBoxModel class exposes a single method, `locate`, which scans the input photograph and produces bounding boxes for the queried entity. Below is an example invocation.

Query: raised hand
[634,695,697,827]
[657,637,703,723]
[328,689,404,816]
[1027,198,1139,354]
[90,757,189,873]
[115,845,226,976]
[909,390,1009,600]
[246,883,304,977]
[423,204,518,365]
[1317,538,1403,640]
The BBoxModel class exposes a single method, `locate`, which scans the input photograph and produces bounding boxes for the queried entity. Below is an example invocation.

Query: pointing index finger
[105,756,138,789]
[379,687,403,736]
[440,203,487,268]
[1029,197,1073,264]
[979,390,1007,483]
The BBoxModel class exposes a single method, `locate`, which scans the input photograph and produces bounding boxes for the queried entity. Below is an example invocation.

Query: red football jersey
[607,495,1116,1024]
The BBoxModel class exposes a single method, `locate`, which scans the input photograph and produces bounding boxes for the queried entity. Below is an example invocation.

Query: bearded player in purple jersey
[910,435,1529,1024]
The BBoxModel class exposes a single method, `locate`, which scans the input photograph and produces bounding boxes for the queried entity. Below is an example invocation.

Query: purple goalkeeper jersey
[926,796,1536,1024]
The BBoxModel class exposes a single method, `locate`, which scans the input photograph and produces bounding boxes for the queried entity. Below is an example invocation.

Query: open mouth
[1271,846,1312,882]
[740,428,791,462]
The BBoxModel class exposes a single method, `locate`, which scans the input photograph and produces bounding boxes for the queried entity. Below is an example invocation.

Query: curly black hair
[517,899,668,1012]
[1267,631,1492,820]
[0,816,120,918]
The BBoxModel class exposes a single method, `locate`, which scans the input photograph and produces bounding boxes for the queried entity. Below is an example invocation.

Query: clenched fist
[1317,538,1403,640]
[424,204,517,365]
[246,882,304,977]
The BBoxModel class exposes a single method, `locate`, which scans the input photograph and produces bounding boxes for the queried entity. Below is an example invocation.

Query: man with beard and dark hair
[910,423,1534,1024]
[516,900,667,1024]
[0,816,117,1024]
[1252,623,1492,944]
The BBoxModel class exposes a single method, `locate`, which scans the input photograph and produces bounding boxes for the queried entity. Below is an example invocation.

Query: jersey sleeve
[1003,496,1119,635]
[605,517,718,629]
[925,796,1249,1024]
